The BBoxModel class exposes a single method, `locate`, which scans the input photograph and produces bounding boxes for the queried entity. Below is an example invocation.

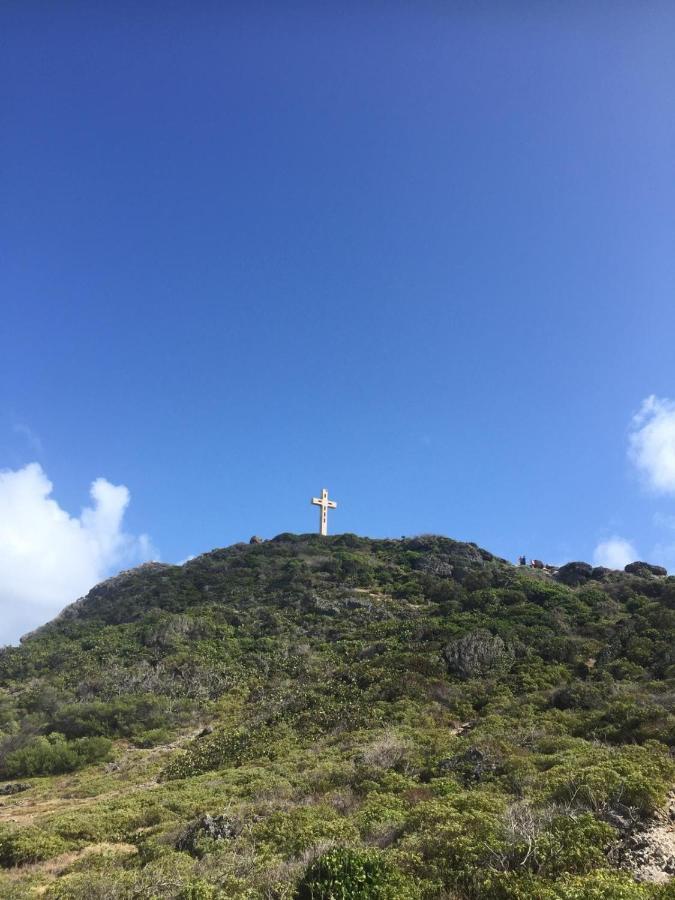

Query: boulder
[176,814,238,856]
[624,561,667,578]
[249,535,264,544]
[591,566,612,580]
[555,561,593,587]
[0,782,30,796]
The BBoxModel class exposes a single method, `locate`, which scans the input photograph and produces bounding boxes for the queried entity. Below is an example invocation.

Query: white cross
[311,488,337,536]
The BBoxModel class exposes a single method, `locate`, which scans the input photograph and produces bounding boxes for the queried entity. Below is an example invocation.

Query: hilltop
[0,534,673,899]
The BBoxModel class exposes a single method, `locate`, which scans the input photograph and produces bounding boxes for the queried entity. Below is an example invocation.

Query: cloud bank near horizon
[0,463,155,645]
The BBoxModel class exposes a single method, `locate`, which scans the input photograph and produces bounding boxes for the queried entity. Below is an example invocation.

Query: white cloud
[628,395,675,494]
[0,463,156,645]
[593,536,637,570]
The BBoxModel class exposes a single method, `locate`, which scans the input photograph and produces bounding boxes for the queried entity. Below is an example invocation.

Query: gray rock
[612,791,675,884]
[624,561,668,578]
[555,561,593,587]
[0,782,30,796]
[176,814,238,857]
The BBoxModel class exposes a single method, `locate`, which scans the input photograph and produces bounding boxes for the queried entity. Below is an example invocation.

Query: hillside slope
[0,534,673,899]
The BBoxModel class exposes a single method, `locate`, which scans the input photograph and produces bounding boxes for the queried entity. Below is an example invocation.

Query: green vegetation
[296,847,417,899]
[0,533,673,898]
[3,733,112,777]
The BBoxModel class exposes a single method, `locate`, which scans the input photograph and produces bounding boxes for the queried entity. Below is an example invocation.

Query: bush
[2,733,112,777]
[550,683,605,711]
[482,869,653,899]
[400,793,507,888]
[546,746,672,814]
[175,814,238,858]
[295,847,418,899]
[254,805,359,857]
[443,630,514,679]
[132,728,170,748]
[49,695,171,739]
[161,724,279,779]
[0,825,68,867]
[533,814,615,877]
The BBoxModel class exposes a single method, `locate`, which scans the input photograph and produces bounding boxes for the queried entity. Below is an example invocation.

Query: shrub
[400,793,507,889]
[532,814,616,877]
[255,805,359,857]
[481,869,652,900]
[550,683,605,711]
[545,746,673,815]
[443,630,514,679]
[132,728,170,748]
[295,847,418,899]
[161,724,282,779]
[0,825,68,867]
[49,695,171,739]
[354,792,408,839]
[2,733,112,778]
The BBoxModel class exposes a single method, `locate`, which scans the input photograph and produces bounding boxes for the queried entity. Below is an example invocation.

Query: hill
[0,533,673,899]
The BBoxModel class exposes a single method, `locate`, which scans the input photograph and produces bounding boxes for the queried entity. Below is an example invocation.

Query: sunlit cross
[311,488,337,536]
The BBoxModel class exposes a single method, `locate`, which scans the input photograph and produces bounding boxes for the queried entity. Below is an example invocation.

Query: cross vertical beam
[311,488,337,536]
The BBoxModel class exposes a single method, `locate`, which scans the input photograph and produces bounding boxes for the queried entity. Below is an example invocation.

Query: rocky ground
[615,793,675,884]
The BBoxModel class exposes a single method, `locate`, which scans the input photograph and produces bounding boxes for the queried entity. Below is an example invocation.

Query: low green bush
[254,805,359,857]
[531,814,616,877]
[295,847,418,899]
[2,733,112,778]
[131,728,171,748]
[0,825,68,867]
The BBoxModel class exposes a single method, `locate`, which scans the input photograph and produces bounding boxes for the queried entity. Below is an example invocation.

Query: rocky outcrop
[555,561,593,587]
[613,794,675,884]
[175,814,239,857]
[0,782,30,796]
[624,561,668,578]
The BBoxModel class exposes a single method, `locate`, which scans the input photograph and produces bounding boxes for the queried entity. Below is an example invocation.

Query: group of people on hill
[517,555,556,572]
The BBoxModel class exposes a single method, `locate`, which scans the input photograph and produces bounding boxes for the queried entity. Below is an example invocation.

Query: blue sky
[2,3,675,640]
